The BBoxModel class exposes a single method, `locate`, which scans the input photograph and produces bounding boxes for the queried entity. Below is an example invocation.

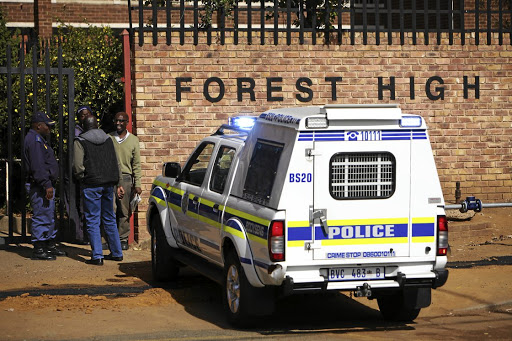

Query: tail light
[269,220,285,262]
[437,215,448,256]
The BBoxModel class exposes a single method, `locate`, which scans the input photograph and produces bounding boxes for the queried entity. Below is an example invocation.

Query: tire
[223,252,252,326]
[377,290,421,322]
[151,217,179,282]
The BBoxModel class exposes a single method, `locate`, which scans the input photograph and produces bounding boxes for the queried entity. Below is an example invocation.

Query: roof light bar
[229,116,257,131]
[306,117,328,129]
[400,116,422,128]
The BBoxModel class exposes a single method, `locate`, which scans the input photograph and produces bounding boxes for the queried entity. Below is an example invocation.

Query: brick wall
[134,32,512,241]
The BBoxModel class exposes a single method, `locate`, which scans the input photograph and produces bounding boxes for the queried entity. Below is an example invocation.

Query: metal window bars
[128,0,512,46]
[330,153,395,199]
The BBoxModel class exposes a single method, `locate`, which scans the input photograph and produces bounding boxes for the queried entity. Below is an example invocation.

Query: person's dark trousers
[83,185,123,261]
[63,174,87,244]
[26,183,57,260]
[115,174,133,249]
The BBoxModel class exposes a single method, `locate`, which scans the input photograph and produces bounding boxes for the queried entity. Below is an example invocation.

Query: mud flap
[246,286,276,316]
[404,287,431,309]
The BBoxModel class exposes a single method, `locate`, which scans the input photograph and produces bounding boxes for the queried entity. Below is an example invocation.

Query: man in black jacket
[73,116,124,265]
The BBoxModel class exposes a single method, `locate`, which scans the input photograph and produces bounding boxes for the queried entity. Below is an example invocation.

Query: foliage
[52,23,124,132]
[142,0,340,29]
[0,18,124,211]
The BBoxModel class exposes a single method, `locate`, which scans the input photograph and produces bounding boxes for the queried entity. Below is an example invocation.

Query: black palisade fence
[128,0,512,46]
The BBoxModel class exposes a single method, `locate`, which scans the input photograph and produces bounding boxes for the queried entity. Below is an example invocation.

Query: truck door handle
[192,196,199,205]
[213,204,219,213]
[310,207,329,236]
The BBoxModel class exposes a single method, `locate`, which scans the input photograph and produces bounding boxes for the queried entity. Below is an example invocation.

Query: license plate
[328,266,385,281]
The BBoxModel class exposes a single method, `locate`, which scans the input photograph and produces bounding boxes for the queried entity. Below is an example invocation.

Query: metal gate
[0,39,75,244]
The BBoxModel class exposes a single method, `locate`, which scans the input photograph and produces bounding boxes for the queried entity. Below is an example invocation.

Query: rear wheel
[222,251,275,326]
[377,290,421,322]
[151,217,179,282]
[223,252,251,326]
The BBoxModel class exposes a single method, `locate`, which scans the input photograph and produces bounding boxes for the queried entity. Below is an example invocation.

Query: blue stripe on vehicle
[199,202,219,222]
[298,130,427,141]
[166,190,182,207]
[254,259,270,269]
[225,218,243,232]
[288,226,312,241]
[152,189,165,201]
[412,223,435,237]
[240,257,252,265]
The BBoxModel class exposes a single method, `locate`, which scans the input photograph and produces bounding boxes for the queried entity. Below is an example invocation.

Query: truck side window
[243,139,284,206]
[210,146,236,194]
[180,142,214,186]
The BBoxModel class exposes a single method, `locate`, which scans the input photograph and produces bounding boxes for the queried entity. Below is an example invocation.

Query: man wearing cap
[23,111,66,260]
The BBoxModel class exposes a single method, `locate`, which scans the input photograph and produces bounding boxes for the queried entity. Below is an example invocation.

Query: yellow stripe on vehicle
[247,233,267,246]
[288,221,309,228]
[224,206,270,226]
[412,236,435,243]
[197,214,222,230]
[223,225,246,240]
[287,240,305,247]
[151,195,167,208]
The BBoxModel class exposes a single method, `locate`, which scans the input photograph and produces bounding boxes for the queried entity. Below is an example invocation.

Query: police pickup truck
[147,104,449,325]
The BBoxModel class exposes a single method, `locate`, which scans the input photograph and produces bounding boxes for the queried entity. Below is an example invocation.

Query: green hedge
[0,8,125,210]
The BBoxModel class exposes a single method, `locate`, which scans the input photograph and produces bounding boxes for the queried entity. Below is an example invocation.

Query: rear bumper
[432,268,449,288]
[281,269,448,296]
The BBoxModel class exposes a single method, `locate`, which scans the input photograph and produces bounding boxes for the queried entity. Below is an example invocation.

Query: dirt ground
[0,207,511,340]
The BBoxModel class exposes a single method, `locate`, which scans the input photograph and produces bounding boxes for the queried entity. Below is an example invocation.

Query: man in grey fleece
[73,116,124,266]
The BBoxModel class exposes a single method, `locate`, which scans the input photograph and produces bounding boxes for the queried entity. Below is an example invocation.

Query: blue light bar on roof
[400,116,422,128]
[229,116,257,130]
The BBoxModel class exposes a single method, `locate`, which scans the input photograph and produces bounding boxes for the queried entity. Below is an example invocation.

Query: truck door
[173,142,214,254]
[312,129,412,261]
[196,145,237,263]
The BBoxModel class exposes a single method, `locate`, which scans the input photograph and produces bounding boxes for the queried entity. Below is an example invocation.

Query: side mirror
[163,162,181,178]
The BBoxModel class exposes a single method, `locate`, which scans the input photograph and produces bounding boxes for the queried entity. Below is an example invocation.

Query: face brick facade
[131,31,512,240]
[2,1,510,242]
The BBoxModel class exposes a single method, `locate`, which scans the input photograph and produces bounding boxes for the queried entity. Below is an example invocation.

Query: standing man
[74,116,124,265]
[23,111,66,260]
[109,112,142,250]
[75,106,93,136]
[64,105,93,244]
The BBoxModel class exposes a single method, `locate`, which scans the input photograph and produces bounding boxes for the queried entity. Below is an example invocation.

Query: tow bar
[355,283,372,297]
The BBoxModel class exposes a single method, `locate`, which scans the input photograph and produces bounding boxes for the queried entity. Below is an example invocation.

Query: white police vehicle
[147,104,449,325]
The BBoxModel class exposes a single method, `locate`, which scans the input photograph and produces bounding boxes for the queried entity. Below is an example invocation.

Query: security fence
[129,0,512,45]
[0,40,75,244]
